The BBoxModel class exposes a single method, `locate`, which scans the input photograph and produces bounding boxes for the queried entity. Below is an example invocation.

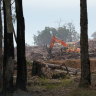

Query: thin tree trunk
[79,0,91,87]
[0,0,3,93]
[15,0,27,90]
[3,0,14,94]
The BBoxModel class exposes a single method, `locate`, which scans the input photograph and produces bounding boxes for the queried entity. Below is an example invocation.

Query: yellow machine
[49,36,80,53]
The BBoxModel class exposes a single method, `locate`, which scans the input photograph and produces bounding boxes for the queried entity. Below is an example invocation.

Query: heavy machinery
[66,42,80,53]
[48,36,80,55]
[49,36,68,49]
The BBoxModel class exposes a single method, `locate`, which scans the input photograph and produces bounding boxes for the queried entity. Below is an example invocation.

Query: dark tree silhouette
[15,0,27,90]
[3,0,14,94]
[79,0,91,87]
[0,0,3,93]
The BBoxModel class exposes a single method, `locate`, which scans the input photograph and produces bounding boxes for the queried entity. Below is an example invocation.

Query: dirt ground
[13,76,77,96]
[11,73,96,96]
[4,58,96,96]
[12,44,96,96]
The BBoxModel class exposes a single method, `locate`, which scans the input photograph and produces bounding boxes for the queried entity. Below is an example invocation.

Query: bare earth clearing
[11,45,96,96]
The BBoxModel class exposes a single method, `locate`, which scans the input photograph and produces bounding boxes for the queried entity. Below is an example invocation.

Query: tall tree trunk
[15,0,27,90]
[3,0,14,94]
[79,0,91,87]
[0,0,3,93]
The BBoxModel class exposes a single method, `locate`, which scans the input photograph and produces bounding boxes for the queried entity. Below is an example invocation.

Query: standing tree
[3,0,14,94]
[79,0,91,87]
[15,0,27,90]
[0,0,2,93]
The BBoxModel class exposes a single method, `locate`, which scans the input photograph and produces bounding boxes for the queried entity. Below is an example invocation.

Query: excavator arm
[48,36,80,59]
[49,36,68,48]
[47,36,67,59]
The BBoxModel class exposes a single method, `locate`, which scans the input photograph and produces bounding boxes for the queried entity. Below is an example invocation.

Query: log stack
[32,61,81,79]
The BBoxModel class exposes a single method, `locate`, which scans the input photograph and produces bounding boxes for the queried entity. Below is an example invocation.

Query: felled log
[32,61,80,78]
[45,63,69,74]
[32,61,68,73]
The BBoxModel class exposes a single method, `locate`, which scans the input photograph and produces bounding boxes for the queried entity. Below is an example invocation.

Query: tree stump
[32,61,44,77]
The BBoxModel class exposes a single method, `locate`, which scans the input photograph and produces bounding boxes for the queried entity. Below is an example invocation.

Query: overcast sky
[23,0,96,45]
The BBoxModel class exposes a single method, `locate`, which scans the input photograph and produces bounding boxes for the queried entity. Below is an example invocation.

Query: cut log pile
[31,61,81,79]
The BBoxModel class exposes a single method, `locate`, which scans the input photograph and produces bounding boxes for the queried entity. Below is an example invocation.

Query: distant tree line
[34,23,80,46]
[91,32,96,39]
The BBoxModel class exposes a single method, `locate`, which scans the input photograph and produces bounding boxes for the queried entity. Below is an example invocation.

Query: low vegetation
[67,88,96,96]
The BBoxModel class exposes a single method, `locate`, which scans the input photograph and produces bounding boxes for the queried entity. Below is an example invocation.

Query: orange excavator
[49,36,68,49]
[48,36,80,54]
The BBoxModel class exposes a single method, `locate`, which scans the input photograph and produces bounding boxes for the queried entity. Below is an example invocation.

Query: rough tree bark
[3,0,14,94]
[15,0,27,90]
[79,0,91,87]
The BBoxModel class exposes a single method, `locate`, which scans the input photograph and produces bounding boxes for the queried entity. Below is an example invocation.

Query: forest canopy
[33,23,80,46]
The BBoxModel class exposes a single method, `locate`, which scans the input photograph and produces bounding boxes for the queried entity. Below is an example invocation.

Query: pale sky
[23,0,96,45]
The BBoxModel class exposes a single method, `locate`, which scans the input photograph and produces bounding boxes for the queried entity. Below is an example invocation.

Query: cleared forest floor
[12,74,96,96]
[12,45,96,96]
